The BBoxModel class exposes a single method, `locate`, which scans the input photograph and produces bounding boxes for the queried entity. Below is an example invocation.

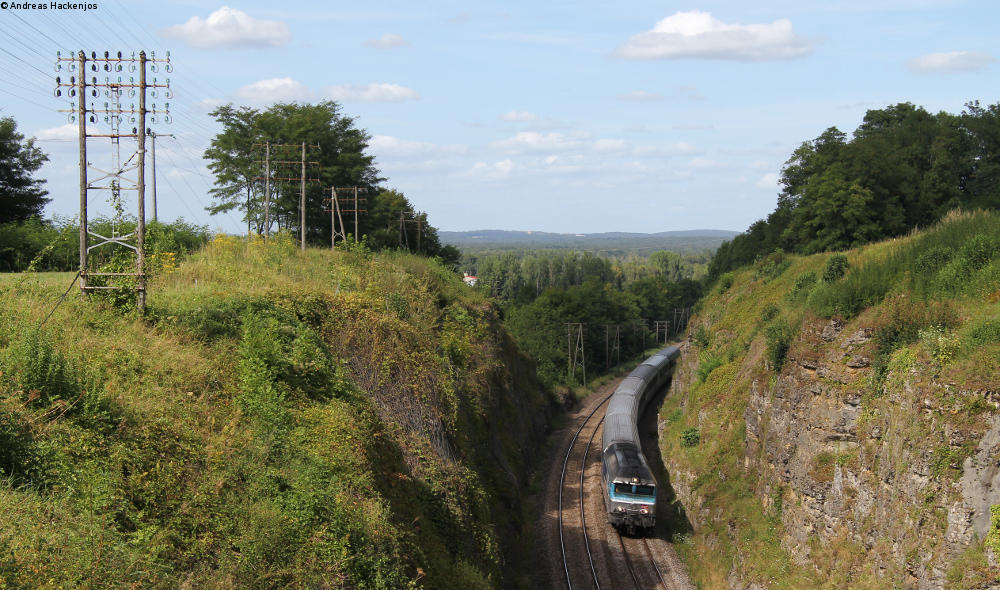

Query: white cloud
[365,34,408,49]
[490,131,590,154]
[369,135,469,157]
[498,111,539,122]
[906,51,996,73]
[322,84,420,102]
[757,173,780,188]
[465,159,515,180]
[160,6,291,50]
[617,90,664,101]
[234,78,314,104]
[34,123,99,140]
[614,11,812,61]
[750,161,770,169]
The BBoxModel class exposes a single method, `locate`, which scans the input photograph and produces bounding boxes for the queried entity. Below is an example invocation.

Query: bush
[961,234,997,270]
[692,324,711,347]
[822,253,850,282]
[752,250,790,282]
[969,318,1000,347]
[716,272,734,293]
[792,271,817,295]
[764,320,792,371]
[2,328,81,406]
[680,427,700,448]
[760,304,779,323]
[696,356,723,383]
[914,246,954,274]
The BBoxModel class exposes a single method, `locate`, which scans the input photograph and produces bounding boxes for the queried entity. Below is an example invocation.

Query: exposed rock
[821,319,845,341]
[961,414,1000,539]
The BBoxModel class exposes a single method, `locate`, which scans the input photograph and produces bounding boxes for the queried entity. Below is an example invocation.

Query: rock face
[672,318,1000,589]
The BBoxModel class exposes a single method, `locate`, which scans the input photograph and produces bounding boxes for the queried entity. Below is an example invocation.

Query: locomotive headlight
[640,505,649,514]
[617,506,625,513]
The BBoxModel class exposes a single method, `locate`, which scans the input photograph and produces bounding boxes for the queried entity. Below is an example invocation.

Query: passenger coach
[600,345,680,534]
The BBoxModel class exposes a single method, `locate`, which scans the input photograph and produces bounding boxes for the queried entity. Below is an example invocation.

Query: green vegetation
[708,101,1000,284]
[0,114,49,225]
[662,210,1000,589]
[204,102,457,262]
[0,234,553,589]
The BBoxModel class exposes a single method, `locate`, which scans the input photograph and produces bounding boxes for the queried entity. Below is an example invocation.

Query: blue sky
[1,1,997,233]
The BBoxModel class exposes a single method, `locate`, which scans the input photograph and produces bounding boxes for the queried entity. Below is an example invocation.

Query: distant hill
[440,229,740,255]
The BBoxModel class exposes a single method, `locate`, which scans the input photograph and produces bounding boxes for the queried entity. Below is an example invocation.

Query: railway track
[557,390,691,590]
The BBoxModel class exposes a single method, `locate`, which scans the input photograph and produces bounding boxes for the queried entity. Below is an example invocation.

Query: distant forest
[708,101,1000,283]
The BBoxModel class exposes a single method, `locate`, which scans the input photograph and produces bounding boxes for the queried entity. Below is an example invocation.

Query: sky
[1,1,997,234]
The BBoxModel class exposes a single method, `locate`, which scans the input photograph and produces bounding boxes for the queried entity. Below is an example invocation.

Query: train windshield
[612,483,655,498]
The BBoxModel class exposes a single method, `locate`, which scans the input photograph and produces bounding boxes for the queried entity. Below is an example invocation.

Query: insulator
[91,51,96,59]
[55,89,62,97]
[70,76,75,83]
[91,90,97,97]
[117,51,122,58]
[104,64,110,72]
[89,115,95,123]
[92,77,96,84]
[132,127,137,134]
[69,89,76,97]
[104,51,109,58]
[91,64,97,71]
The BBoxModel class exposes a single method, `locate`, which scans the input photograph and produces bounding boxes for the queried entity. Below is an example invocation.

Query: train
[600,345,681,534]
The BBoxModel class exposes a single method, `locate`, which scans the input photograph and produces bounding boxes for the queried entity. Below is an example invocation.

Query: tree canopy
[204,101,457,262]
[708,101,1000,283]
[0,115,49,224]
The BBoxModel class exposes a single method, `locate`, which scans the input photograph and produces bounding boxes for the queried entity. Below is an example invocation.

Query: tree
[0,115,49,223]
[205,101,383,239]
[203,104,261,235]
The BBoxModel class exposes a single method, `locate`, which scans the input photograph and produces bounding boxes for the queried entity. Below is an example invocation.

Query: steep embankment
[658,211,1000,589]
[0,235,555,589]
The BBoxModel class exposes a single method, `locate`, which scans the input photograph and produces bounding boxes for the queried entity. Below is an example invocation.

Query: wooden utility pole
[57,49,172,312]
[253,143,319,243]
[300,142,306,250]
[566,322,587,387]
[264,141,270,239]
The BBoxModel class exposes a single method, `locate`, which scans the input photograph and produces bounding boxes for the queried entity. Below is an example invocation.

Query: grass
[0,234,556,589]
[662,209,1000,589]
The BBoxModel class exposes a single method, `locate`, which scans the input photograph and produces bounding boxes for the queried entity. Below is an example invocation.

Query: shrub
[716,272,734,293]
[914,246,954,275]
[753,250,790,282]
[764,320,792,371]
[2,329,80,406]
[961,234,997,270]
[760,304,779,323]
[987,505,1000,557]
[792,271,817,295]
[968,318,1000,347]
[822,253,850,282]
[696,356,723,383]
[680,427,700,448]
[692,324,711,347]
[918,324,960,367]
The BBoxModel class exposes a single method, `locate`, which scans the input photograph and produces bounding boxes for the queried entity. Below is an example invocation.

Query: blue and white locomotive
[600,345,681,534]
